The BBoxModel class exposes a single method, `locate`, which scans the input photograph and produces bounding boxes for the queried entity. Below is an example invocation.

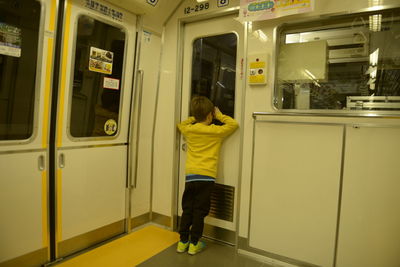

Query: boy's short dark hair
[190,96,214,122]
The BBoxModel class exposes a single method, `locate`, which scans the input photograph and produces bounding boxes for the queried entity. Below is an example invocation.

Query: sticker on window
[103,77,120,90]
[104,119,117,135]
[89,47,113,74]
[0,23,22,58]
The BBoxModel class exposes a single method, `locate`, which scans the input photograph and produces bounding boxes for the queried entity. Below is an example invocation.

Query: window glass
[191,33,237,119]
[70,16,125,137]
[0,0,41,140]
[275,8,400,111]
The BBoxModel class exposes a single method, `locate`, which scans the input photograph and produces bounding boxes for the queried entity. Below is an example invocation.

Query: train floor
[55,224,272,267]
[137,238,272,267]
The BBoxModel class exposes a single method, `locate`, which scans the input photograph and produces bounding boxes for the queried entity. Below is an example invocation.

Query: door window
[191,33,237,118]
[70,16,125,137]
[0,0,41,140]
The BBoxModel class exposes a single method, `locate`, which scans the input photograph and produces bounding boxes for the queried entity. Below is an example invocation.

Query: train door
[0,0,137,264]
[53,0,136,258]
[178,14,243,244]
[0,0,54,266]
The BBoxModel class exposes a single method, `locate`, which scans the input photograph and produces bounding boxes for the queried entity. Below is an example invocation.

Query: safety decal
[143,30,152,43]
[103,77,120,90]
[104,119,117,135]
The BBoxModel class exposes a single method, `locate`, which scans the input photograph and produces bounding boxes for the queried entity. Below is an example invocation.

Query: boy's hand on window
[214,107,222,118]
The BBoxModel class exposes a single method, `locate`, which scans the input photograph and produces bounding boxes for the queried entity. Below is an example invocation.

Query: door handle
[38,155,45,171]
[59,153,65,168]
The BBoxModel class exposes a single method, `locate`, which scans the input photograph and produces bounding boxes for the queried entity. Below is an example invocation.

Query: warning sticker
[103,77,120,90]
[104,119,117,135]
[89,47,113,74]
[0,23,21,58]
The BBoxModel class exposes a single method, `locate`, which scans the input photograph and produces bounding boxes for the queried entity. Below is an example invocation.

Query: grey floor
[138,239,273,267]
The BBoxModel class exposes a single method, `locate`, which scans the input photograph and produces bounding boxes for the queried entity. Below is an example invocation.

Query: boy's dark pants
[179,181,214,244]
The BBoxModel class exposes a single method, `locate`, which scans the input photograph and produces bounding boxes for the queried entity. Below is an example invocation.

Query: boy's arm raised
[177,116,196,132]
[214,107,238,137]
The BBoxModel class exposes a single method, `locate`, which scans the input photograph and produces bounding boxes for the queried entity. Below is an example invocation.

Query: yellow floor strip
[56,225,179,267]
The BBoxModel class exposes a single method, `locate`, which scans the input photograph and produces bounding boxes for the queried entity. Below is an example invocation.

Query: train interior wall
[143,0,400,266]
[0,0,399,266]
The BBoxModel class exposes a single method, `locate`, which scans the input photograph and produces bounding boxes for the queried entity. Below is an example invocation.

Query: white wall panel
[131,30,161,217]
[0,152,44,262]
[61,146,126,240]
[337,126,400,267]
[152,15,178,217]
[249,122,343,267]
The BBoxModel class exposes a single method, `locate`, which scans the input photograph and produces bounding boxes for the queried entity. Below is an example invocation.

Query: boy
[176,96,238,255]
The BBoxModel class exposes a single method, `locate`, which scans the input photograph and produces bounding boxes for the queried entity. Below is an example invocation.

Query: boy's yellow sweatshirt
[177,113,238,178]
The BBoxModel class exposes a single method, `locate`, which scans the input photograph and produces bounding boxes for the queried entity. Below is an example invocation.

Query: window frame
[190,32,238,119]
[0,0,45,144]
[66,13,128,141]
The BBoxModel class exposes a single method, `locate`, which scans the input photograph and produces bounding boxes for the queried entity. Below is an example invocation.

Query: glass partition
[275,8,400,112]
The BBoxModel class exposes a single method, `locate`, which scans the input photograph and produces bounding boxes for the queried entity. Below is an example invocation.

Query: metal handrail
[253,111,400,119]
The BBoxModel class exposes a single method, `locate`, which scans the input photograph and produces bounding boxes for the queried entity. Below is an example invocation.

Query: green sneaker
[188,241,206,255]
[176,241,189,253]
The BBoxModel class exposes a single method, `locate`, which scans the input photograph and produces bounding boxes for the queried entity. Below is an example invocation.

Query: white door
[54,0,136,257]
[0,0,54,265]
[178,14,243,243]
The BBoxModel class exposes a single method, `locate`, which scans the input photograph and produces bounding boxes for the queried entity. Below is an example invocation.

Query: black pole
[49,0,65,261]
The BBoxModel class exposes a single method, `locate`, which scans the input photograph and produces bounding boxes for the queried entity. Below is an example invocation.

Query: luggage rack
[347,96,400,110]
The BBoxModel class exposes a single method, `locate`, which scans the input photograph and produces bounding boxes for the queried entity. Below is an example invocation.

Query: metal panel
[249,122,343,267]
[336,126,400,267]
[0,152,45,262]
[59,146,126,242]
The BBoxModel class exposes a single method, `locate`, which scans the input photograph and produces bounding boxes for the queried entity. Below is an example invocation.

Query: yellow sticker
[104,119,117,135]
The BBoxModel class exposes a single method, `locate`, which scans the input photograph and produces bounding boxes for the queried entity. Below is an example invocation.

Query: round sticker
[104,119,117,135]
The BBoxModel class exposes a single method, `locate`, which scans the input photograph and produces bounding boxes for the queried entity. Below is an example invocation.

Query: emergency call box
[248,53,268,85]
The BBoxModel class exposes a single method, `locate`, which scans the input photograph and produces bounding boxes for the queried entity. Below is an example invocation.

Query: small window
[0,0,41,140]
[69,16,125,137]
[275,8,400,112]
[191,33,237,118]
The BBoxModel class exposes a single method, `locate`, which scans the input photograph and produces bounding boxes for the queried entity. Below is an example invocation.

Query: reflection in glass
[0,0,41,140]
[191,33,237,118]
[70,16,125,137]
[276,8,400,111]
